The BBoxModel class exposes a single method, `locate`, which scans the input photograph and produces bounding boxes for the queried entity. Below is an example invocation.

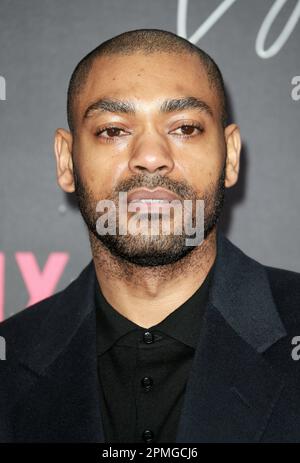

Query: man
[0,28,300,443]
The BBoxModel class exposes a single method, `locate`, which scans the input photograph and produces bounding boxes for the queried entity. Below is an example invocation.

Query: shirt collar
[95,261,215,355]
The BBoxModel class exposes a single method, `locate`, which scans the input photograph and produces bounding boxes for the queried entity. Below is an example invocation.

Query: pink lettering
[15,252,69,307]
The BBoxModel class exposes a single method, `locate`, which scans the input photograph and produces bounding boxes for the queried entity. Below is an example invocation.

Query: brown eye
[105,127,122,137]
[95,126,129,140]
[172,124,203,138]
[180,125,196,135]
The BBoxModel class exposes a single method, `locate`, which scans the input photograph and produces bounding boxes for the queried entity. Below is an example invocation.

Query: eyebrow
[83,96,214,120]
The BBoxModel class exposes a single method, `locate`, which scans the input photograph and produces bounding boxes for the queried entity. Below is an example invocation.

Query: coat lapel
[11,262,105,442]
[176,230,287,443]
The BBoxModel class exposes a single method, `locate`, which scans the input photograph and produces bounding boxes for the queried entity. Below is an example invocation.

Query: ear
[54,128,75,193]
[224,123,242,188]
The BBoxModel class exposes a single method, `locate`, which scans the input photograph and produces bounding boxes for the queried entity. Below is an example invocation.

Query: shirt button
[142,429,154,443]
[143,331,154,344]
[141,376,153,391]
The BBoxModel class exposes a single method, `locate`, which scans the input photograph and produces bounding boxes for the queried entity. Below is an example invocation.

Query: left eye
[172,124,203,136]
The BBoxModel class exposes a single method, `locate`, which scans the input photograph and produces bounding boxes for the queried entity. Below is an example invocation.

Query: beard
[73,163,226,267]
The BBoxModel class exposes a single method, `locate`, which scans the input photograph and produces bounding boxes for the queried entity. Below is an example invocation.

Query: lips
[127,188,180,203]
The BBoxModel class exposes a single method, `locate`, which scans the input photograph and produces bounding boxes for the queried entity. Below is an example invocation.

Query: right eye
[94,126,129,141]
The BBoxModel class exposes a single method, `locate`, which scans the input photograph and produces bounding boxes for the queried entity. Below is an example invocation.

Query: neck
[90,228,217,328]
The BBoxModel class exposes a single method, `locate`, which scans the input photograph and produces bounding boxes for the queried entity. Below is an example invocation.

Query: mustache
[111,174,197,200]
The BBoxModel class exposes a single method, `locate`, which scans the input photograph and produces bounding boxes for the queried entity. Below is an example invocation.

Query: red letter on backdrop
[15,252,69,307]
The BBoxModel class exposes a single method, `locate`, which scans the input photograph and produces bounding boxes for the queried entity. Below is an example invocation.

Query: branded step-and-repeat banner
[0,0,299,321]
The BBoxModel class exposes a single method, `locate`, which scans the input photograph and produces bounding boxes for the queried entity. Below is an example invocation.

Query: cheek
[72,146,113,196]
[179,143,224,192]
[74,135,130,194]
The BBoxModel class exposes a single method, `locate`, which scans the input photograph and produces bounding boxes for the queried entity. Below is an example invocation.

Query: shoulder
[264,264,300,328]
[0,286,66,353]
[0,260,95,352]
[259,265,300,380]
[265,264,300,288]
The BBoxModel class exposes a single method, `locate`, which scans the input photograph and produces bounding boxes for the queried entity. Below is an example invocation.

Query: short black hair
[67,28,228,133]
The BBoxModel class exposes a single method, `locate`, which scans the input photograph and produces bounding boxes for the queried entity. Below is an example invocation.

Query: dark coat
[1,230,300,443]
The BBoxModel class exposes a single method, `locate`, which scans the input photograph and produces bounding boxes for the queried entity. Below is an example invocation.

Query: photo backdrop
[0,0,299,320]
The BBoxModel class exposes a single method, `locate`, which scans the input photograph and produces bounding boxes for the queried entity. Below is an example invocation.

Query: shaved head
[67,28,228,133]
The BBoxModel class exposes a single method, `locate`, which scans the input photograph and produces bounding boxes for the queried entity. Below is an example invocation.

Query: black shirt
[95,263,215,443]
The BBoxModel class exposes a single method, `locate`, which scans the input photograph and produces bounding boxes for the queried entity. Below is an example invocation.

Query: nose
[128,130,175,176]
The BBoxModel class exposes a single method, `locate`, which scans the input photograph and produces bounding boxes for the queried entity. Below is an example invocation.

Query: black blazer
[1,230,300,443]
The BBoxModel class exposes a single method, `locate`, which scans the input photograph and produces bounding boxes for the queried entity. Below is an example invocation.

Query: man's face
[67,52,232,266]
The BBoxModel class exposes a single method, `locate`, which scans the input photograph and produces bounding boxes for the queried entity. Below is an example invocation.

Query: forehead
[77,52,217,119]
